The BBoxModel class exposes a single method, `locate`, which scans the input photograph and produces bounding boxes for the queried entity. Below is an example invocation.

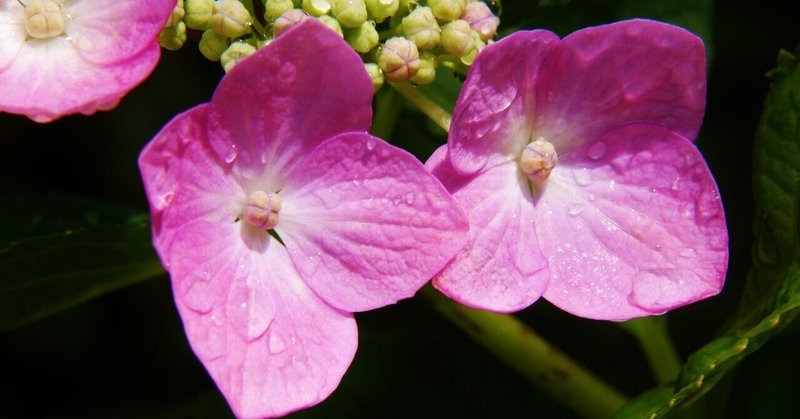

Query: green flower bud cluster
[157,0,499,78]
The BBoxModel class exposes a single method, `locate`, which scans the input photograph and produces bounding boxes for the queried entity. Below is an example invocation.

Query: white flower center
[24,0,66,40]
[519,137,558,183]
[243,190,282,230]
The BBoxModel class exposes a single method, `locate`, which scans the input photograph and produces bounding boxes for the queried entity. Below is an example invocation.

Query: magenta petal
[170,221,357,418]
[539,124,727,320]
[277,133,469,312]
[448,30,560,175]
[139,105,246,264]
[535,20,706,152]
[427,145,550,312]
[207,20,373,187]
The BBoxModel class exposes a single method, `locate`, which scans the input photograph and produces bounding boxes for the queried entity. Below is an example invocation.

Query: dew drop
[573,168,594,186]
[586,142,607,160]
[155,189,175,210]
[405,192,415,204]
[269,332,287,354]
[568,205,584,216]
[392,195,402,205]
[224,144,238,163]
[679,248,697,258]
[365,137,376,151]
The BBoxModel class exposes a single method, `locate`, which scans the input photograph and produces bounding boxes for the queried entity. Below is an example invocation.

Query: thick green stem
[371,87,402,140]
[390,82,451,133]
[620,315,682,385]
[421,286,628,419]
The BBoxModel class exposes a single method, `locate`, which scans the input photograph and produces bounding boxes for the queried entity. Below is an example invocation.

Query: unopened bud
[243,191,282,230]
[365,63,384,90]
[332,0,368,28]
[345,21,379,53]
[23,0,65,40]
[318,15,344,37]
[461,32,483,65]
[441,19,475,57]
[264,0,294,22]
[460,1,499,41]
[519,137,558,183]
[365,0,399,22]
[221,42,257,72]
[302,0,332,16]
[210,0,252,38]
[273,9,308,37]
[199,29,230,61]
[401,7,440,50]
[378,36,420,82]
[159,21,187,51]
[185,0,214,30]
[428,0,465,22]
[410,52,436,85]
[166,0,186,27]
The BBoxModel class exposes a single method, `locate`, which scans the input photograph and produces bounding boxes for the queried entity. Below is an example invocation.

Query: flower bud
[520,137,558,183]
[159,21,187,51]
[23,0,66,40]
[166,0,186,27]
[460,31,484,65]
[302,0,332,16]
[210,0,252,38]
[345,21,379,53]
[264,0,294,22]
[365,0,399,23]
[221,42,257,72]
[185,0,214,29]
[428,0,465,22]
[332,0,368,29]
[273,9,308,37]
[199,28,229,61]
[409,52,436,85]
[365,63,384,90]
[378,36,420,82]
[460,1,499,41]
[401,7,440,50]
[318,15,344,37]
[441,19,475,57]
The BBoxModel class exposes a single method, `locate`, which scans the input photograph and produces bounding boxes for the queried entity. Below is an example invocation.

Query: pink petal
[448,30,560,175]
[0,38,161,122]
[426,145,550,312]
[535,19,706,153]
[277,133,469,312]
[66,0,175,64]
[0,5,24,71]
[539,124,727,320]
[170,220,357,418]
[207,20,373,189]
[139,105,246,264]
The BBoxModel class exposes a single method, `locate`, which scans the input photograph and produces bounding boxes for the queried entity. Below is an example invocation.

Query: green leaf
[0,222,165,332]
[616,47,800,419]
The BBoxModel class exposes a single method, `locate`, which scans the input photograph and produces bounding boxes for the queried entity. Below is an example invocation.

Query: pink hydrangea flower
[139,21,468,417]
[0,0,175,122]
[427,19,728,321]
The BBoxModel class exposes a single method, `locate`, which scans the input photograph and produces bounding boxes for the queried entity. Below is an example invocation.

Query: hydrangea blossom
[0,0,175,122]
[427,19,728,320]
[139,21,468,417]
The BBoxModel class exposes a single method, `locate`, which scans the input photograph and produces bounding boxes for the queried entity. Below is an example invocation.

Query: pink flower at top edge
[139,20,468,418]
[0,0,175,123]
[426,19,728,321]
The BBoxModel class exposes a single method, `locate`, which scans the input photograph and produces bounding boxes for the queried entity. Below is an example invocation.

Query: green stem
[619,316,682,385]
[390,82,451,133]
[421,285,628,419]
[371,87,402,140]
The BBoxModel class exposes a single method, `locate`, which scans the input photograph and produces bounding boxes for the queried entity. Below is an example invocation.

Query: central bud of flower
[243,190,282,230]
[24,0,66,40]
[519,137,558,183]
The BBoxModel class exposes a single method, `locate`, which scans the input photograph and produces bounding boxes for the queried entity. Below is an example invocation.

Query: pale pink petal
[0,4,25,71]
[539,124,727,320]
[448,30,559,175]
[535,19,706,153]
[277,133,469,312]
[207,20,373,189]
[66,0,175,64]
[427,145,550,312]
[139,105,246,264]
[170,220,357,419]
[0,39,161,122]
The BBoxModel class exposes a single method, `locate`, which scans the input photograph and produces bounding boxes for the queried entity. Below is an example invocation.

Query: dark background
[2,0,799,417]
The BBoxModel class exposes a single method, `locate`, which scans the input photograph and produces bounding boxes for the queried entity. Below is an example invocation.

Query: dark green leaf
[0,222,165,332]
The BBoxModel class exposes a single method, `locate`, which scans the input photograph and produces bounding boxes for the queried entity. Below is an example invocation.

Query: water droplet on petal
[224,144,238,163]
[155,189,175,210]
[269,332,287,354]
[587,142,607,160]
[366,137,376,151]
[392,195,402,205]
[573,168,594,186]
[405,192,415,204]
[568,205,584,216]
[679,248,697,258]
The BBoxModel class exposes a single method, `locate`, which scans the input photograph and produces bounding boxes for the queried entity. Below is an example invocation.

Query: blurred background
[1,0,799,417]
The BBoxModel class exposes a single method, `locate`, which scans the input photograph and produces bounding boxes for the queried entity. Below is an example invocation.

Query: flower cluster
[159,0,499,88]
